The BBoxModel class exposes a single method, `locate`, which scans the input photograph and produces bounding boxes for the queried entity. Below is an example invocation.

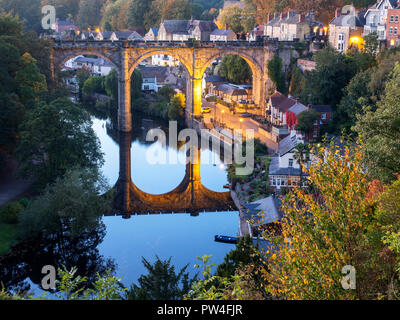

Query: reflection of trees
[0,223,115,294]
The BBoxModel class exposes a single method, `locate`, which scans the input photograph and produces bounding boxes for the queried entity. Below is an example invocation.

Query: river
[92,115,238,287]
[0,111,239,296]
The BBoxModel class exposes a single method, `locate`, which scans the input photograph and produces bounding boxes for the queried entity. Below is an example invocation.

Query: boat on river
[214,235,238,244]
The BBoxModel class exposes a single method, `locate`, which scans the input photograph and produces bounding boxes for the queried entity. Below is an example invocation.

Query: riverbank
[0,155,34,207]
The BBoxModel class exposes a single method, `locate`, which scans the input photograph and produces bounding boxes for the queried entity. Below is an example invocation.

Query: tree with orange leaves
[261,141,400,299]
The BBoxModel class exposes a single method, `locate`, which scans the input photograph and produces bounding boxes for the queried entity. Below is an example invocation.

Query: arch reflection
[110,130,234,218]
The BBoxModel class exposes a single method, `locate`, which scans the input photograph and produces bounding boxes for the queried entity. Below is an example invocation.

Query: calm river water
[0,110,238,295]
[92,115,239,287]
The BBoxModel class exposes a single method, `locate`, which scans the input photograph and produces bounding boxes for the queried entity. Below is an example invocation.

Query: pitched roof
[113,30,143,40]
[139,66,169,83]
[269,167,302,176]
[243,195,283,226]
[330,9,366,27]
[288,102,308,115]
[311,105,332,113]
[269,92,297,112]
[190,20,218,32]
[211,28,235,36]
[161,20,190,34]
[217,83,247,95]
[278,134,301,156]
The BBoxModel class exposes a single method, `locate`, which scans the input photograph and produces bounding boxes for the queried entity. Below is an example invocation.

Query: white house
[151,54,180,67]
[269,132,308,190]
[72,56,113,76]
[363,0,398,40]
[210,29,236,41]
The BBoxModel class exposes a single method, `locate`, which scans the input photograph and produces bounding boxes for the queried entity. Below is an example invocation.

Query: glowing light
[349,36,363,45]
[219,164,225,170]
[96,28,101,33]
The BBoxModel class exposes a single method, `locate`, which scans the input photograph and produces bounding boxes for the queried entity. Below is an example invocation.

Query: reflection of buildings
[111,131,234,217]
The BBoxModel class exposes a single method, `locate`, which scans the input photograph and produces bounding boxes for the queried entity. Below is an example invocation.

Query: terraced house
[264,11,318,41]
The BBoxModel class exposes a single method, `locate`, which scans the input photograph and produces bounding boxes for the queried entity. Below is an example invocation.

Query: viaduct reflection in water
[110,129,235,218]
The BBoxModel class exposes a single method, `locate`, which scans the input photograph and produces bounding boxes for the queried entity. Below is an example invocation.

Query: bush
[0,202,23,224]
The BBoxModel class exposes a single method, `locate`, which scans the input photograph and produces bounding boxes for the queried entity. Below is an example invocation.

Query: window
[390,27,393,35]
[321,113,327,120]
[395,27,398,35]
[289,159,294,167]
[396,16,399,23]
[391,15,394,22]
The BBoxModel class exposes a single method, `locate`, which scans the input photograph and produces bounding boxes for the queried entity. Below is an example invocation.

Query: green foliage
[168,94,185,125]
[83,76,104,96]
[131,69,143,101]
[219,55,252,84]
[158,85,176,101]
[0,0,42,33]
[305,46,355,108]
[268,55,286,94]
[0,201,23,224]
[217,236,261,278]
[363,32,379,57]
[127,256,196,300]
[296,109,320,134]
[18,168,111,239]
[15,97,104,186]
[104,68,118,102]
[76,0,104,29]
[289,65,306,98]
[354,62,400,184]
[0,223,18,255]
[127,0,151,28]
[54,266,126,300]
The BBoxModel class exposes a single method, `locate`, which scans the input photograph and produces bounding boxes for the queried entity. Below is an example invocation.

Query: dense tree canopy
[355,62,400,184]
[219,55,252,84]
[15,98,104,186]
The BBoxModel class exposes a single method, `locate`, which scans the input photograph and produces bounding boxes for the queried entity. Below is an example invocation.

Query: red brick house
[387,7,400,47]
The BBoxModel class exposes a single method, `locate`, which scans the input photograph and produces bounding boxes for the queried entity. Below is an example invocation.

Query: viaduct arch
[52,40,290,132]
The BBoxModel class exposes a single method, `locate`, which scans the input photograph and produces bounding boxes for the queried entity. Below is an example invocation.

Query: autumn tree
[263,141,374,299]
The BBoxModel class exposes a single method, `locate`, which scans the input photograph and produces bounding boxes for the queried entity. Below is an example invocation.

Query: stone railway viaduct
[52,39,297,132]
[51,40,298,215]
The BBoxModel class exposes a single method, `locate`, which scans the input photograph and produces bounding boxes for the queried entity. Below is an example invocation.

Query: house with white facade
[210,29,236,41]
[363,0,398,41]
[158,20,218,41]
[269,132,308,191]
[152,54,180,67]
[139,66,179,92]
[72,56,113,76]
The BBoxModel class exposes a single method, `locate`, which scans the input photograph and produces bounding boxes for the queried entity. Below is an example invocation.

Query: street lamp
[221,109,225,125]
[239,118,244,131]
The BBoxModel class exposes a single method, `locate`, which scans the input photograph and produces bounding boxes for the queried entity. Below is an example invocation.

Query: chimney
[299,14,305,23]
[280,12,287,20]
[274,12,280,19]
[335,8,341,18]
